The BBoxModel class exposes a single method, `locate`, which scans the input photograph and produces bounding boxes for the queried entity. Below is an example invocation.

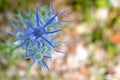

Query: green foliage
[96,0,110,7]
[67,0,111,22]
[0,0,34,12]
[68,0,95,22]
[0,39,21,61]
[91,28,102,42]
[105,41,116,58]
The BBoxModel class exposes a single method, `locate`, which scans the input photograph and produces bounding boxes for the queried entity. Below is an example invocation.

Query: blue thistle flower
[9,4,68,70]
[25,50,51,71]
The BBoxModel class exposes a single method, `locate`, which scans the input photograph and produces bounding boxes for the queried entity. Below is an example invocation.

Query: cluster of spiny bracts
[9,4,67,71]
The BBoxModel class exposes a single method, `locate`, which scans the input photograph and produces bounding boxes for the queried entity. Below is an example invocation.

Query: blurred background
[1,0,120,80]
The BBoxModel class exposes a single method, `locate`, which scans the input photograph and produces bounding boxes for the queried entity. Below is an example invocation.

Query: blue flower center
[34,29,44,36]
[34,53,43,61]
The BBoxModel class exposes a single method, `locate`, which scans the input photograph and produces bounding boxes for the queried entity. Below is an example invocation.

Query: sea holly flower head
[25,50,51,71]
[9,4,68,70]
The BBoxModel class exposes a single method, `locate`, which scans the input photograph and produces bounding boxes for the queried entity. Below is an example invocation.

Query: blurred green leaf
[96,0,110,7]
